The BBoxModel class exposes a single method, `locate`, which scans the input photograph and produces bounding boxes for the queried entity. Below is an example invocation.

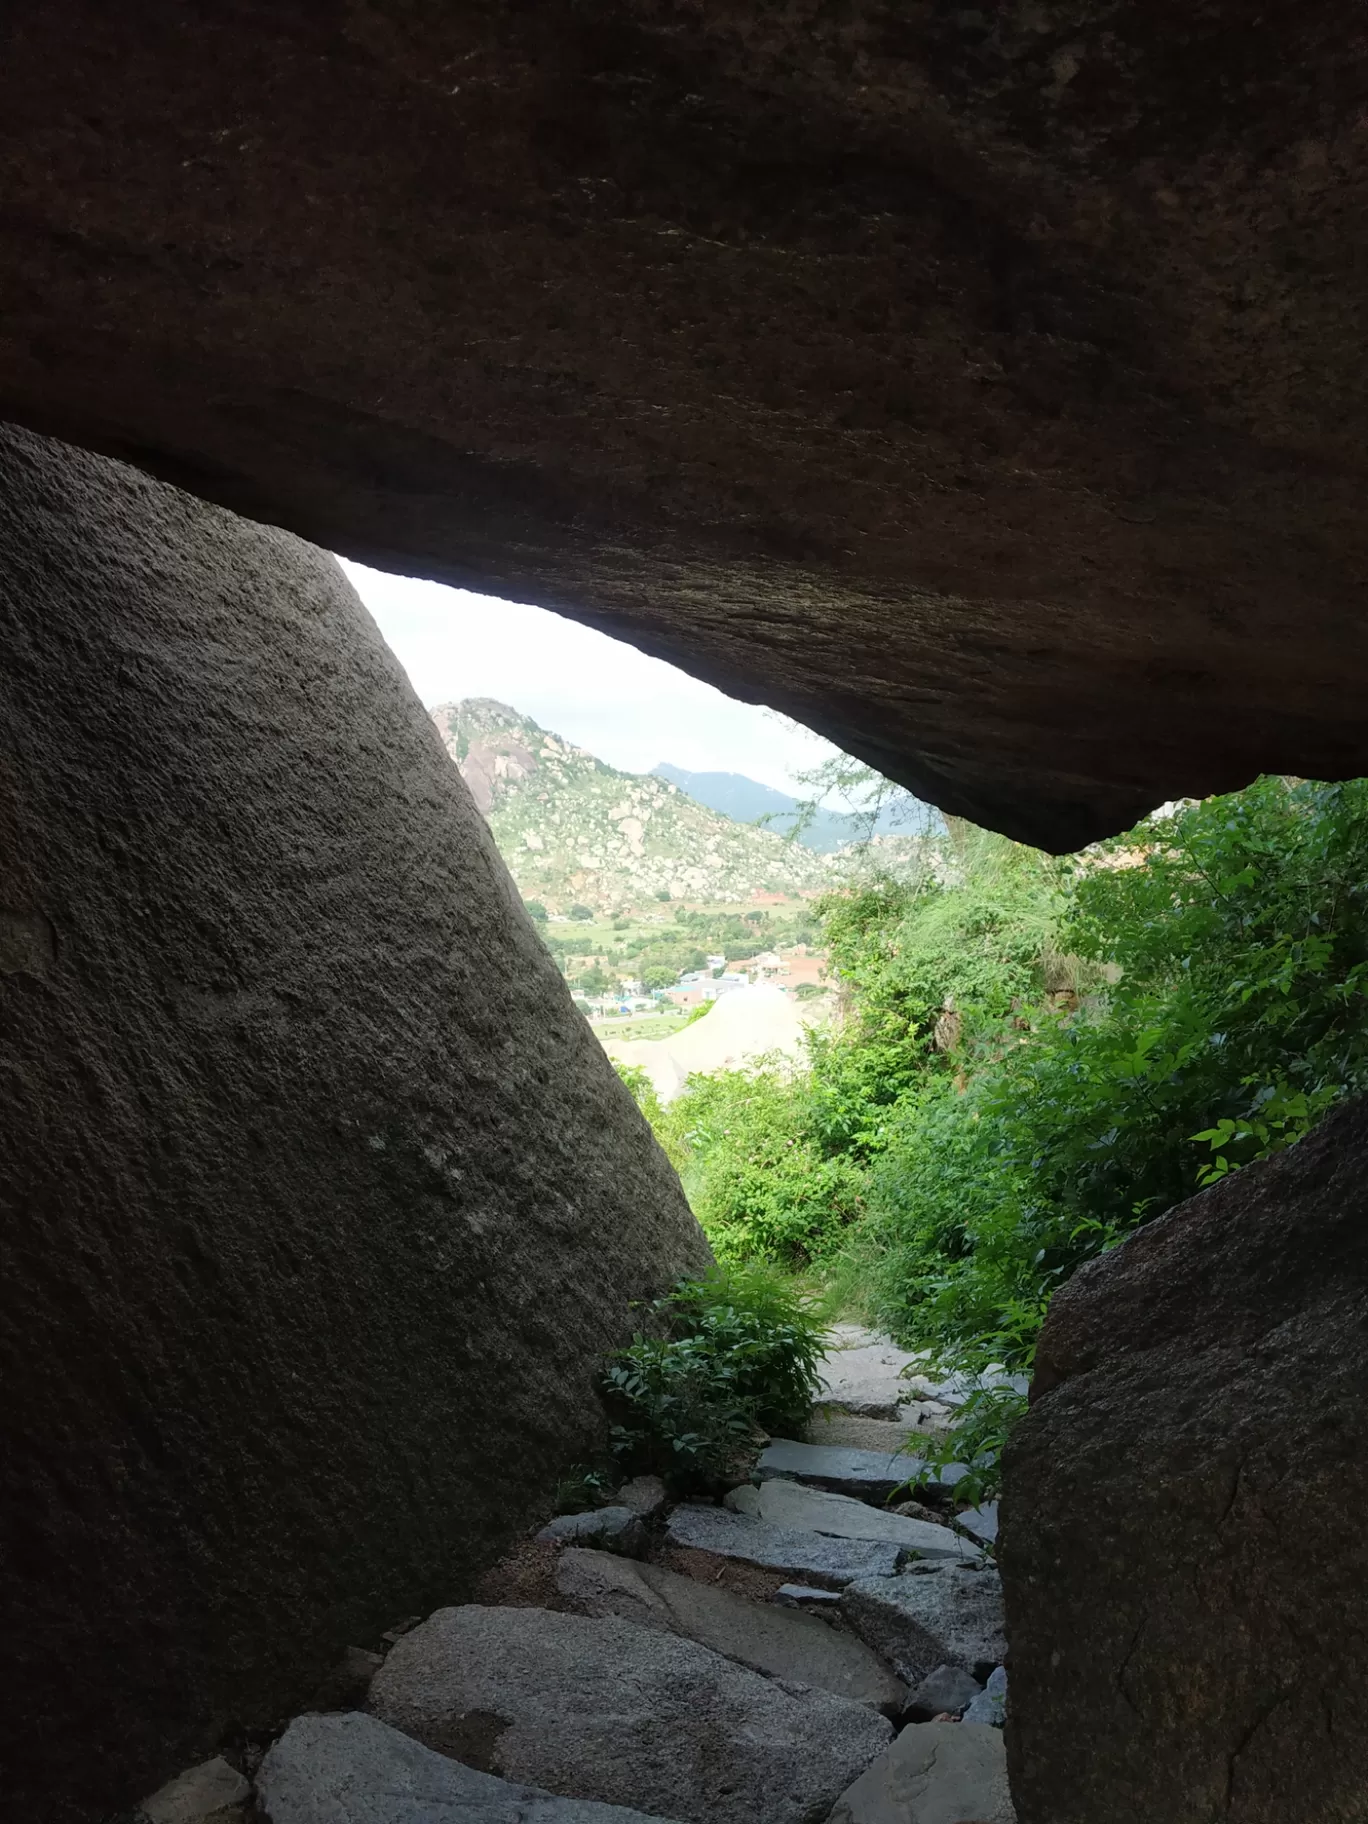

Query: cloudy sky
[343,560,840,795]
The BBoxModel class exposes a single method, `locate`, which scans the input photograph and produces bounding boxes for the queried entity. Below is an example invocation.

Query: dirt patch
[655,1545,790,1604]
[471,1539,566,1611]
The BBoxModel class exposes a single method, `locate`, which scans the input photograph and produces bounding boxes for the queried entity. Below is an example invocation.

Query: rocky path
[134,1330,1015,1824]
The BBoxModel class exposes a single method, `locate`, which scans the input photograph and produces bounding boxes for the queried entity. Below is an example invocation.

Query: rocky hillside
[431,699,834,910]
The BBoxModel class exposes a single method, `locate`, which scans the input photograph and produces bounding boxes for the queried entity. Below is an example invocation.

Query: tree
[569,904,594,921]
[642,962,679,992]
[577,964,613,995]
[524,899,548,923]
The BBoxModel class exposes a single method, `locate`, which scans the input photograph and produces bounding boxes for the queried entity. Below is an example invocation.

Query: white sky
[342,560,841,795]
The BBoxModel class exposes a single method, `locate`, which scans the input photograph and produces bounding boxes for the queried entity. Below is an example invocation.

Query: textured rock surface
[842,1563,1007,1686]
[258,1713,683,1824]
[139,1758,250,1824]
[556,1548,906,1712]
[817,1327,931,1418]
[727,1477,978,1560]
[828,1723,1016,1824]
[905,1665,985,1723]
[537,1509,647,1555]
[665,1503,902,1588]
[1003,1096,1368,1824]
[3,6,1368,845]
[0,425,708,1822]
[367,1604,892,1824]
[758,1438,967,1500]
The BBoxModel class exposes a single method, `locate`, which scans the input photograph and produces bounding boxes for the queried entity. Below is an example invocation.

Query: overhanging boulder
[1,5,1366,845]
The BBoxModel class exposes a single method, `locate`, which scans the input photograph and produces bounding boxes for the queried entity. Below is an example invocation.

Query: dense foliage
[604,1268,830,1487]
[640,779,1368,1389]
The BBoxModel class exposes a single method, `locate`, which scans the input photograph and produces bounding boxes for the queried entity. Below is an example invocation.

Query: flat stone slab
[140,1756,250,1824]
[556,1548,905,1713]
[665,1503,901,1588]
[818,1326,933,1418]
[368,1605,892,1824]
[258,1711,684,1823]
[758,1438,971,1500]
[841,1562,1007,1686]
[804,1411,922,1451]
[827,1722,1016,1824]
[727,1478,979,1560]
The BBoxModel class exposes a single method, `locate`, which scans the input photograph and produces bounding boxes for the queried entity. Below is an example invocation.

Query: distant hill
[651,763,936,854]
[431,699,834,911]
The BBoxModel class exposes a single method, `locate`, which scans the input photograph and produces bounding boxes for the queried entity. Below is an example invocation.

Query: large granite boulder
[367,1604,893,1824]
[2,7,1368,845]
[1002,1096,1368,1823]
[0,424,709,1822]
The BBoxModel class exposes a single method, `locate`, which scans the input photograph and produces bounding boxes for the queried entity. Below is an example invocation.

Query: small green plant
[552,1464,616,1514]
[907,1381,1029,1511]
[604,1267,831,1488]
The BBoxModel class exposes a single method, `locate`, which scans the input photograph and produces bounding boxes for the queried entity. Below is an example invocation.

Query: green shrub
[604,1267,830,1488]
[658,1063,865,1265]
[846,777,1368,1376]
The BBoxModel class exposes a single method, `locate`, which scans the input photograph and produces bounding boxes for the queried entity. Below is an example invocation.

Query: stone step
[366,1603,892,1824]
[840,1560,1007,1687]
[259,1712,684,1823]
[556,1547,906,1714]
[725,1478,980,1561]
[826,1721,1016,1824]
[817,1326,935,1418]
[757,1437,970,1501]
[664,1503,902,1588]
[805,1410,953,1452]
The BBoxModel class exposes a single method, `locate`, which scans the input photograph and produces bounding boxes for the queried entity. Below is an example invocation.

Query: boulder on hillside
[366,1603,892,1824]
[0,424,709,1823]
[1003,1096,1368,1824]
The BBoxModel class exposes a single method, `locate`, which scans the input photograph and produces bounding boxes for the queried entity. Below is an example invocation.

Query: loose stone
[963,1665,1009,1727]
[905,1663,985,1721]
[537,1506,647,1555]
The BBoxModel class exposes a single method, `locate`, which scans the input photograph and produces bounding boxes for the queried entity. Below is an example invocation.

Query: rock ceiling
[2,1,1364,847]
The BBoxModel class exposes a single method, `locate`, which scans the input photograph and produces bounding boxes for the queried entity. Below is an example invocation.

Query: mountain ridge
[431,699,834,911]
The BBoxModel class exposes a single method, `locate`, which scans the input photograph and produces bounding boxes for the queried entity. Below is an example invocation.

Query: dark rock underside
[2,2,1367,846]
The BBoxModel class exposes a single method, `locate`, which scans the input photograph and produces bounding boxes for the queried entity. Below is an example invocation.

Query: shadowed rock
[259,1713,685,1824]
[0,424,708,1821]
[1003,1095,1368,1824]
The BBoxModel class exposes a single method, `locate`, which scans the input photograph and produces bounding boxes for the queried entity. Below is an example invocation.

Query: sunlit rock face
[1002,1096,1368,1824]
[0,423,710,1822]
[1,4,1366,848]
